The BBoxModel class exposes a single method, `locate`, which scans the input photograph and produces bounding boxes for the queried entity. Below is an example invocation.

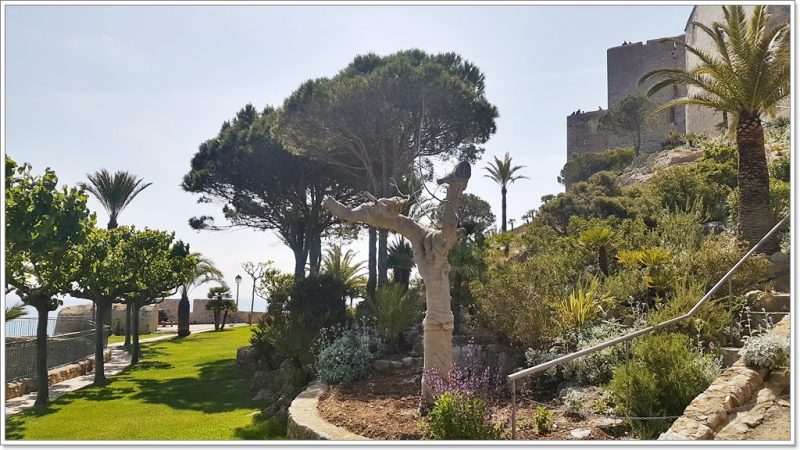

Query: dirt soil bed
[317,372,631,441]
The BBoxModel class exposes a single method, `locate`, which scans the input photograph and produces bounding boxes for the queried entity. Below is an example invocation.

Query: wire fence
[5,326,109,382]
[5,316,95,337]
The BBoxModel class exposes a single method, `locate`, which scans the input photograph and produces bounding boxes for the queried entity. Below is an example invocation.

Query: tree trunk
[418,262,454,407]
[34,303,50,407]
[178,291,190,337]
[221,310,228,330]
[395,268,411,292]
[308,233,321,277]
[124,305,132,348]
[131,304,141,365]
[292,244,306,280]
[94,302,108,385]
[501,186,507,233]
[378,229,389,287]
[736,113,776,253]
[598,246,609,276]
[367,227,377,302]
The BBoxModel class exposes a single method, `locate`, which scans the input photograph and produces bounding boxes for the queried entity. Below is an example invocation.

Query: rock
[236,346,258,371]
[659,417,714,440]
[372,359,392,372]
[250,370,272,393]
[745,290,790,312]
[593,417,625,436]
[703,221,729,235]
[768,252,790,292]
[252,389,277,403]
[570,428,592,439]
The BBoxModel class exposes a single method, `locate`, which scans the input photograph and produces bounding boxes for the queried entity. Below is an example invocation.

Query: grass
[107,332,171,344]
[6,326,285,441]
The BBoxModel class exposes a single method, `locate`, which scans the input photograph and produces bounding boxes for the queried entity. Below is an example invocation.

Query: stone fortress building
[567,4,790,160]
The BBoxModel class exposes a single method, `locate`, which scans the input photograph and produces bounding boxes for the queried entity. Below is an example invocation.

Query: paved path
[5,324,247,417]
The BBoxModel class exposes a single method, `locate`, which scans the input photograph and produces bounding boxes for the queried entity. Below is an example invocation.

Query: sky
[4,3,695,315]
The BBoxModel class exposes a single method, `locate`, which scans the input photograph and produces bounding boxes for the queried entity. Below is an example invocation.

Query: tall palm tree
[80,169,152,229]
[321,244,367,307]
[484,153,528,233]
[177,253,223,337]
[640,5,789,251]
[81,169,152,346]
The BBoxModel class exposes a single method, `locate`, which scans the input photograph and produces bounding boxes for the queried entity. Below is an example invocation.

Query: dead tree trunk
[323,162,471,407]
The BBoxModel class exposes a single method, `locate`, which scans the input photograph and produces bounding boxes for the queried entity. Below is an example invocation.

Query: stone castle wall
[566,5,790,160]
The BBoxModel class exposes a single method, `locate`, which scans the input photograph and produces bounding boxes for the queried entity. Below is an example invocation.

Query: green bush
[363,284,422,351]
[769,155,790,182]
[314,322,380,384]
[421,392,506,440]
[646,165,730,222]
[558,147,636,187]
[646,281,733,344]
[608,333,720,439]
[534,406,554,434]
[681,233,770,293]
[739,334,790,370]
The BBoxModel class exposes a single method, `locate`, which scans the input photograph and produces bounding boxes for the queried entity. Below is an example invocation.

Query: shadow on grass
[5,405,60,440]
[234,414,287,440]
[133,360,173,371]
[130,359,254,414]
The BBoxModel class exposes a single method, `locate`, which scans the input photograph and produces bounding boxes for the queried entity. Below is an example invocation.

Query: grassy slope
[107,332,167,344]
[6,326,285,441]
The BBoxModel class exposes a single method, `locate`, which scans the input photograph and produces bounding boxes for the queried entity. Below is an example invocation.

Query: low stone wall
[287,381,369,440]
[659,316,790,440]
[6,349,111,399]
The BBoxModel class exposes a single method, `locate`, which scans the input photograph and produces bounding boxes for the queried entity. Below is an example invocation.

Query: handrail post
[511,379,516,440]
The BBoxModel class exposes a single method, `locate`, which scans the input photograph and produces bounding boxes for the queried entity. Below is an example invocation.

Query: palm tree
[484,153,528,233]
[387,238,415,291]
[80,169,152,229]
[579,226,615,276]
[177,253,223,337]
[321,244,367,307]
[640,5,789,251]
[5,302,27,321]
[81,169,152,346]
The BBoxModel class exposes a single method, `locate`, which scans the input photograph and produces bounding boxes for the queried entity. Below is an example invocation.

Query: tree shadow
[5,405,59,440]
[130,359,255,414]
[233,414,287,440]
[133,360,173,371]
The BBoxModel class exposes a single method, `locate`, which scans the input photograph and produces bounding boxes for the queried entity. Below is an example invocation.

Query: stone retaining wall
[659,316,790,440]
[5,349,111,399]
[287,381,369,440]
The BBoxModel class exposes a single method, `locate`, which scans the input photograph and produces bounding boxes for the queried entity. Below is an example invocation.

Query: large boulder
[768,252,790,293]
[236,346,258,371]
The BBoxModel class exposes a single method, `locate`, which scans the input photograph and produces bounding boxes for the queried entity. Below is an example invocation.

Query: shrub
[607,333,720,439]
[363,284,422,351]
[738,334,790,370]
[682,234,769,293]
[646,281,733,344]
[554,277,613,331]
[524,320,629,387]
[534,406,554,434]
[286,273,348,331]
[314,321,380,384]
[646,164,730,222]
[558,147,636,187]
[562,389,583,417]
[422,392,506,440]
[660,131,706,150]
[769,155,790,182]
[424,339,502,400]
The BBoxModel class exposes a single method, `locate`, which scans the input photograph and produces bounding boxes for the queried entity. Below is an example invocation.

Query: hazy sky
[5,3,694,314]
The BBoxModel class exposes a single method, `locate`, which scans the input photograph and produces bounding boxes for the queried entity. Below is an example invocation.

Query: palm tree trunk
[367,227,377,302]
[93,302,107,385]
[221,310,228,330]
[378,229,389,287]
[213,310,220,331]
[736,113,776,253]
[598,246,609,276]
[501,186,508,233]
[34,302,50,406]
[178,291,190,337]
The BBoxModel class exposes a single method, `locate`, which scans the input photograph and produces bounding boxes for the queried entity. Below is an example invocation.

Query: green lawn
[107,332,170,344]
[6,326,285,440]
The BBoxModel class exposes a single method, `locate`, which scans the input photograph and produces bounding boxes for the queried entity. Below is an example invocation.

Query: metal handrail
[507,214,789,439]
